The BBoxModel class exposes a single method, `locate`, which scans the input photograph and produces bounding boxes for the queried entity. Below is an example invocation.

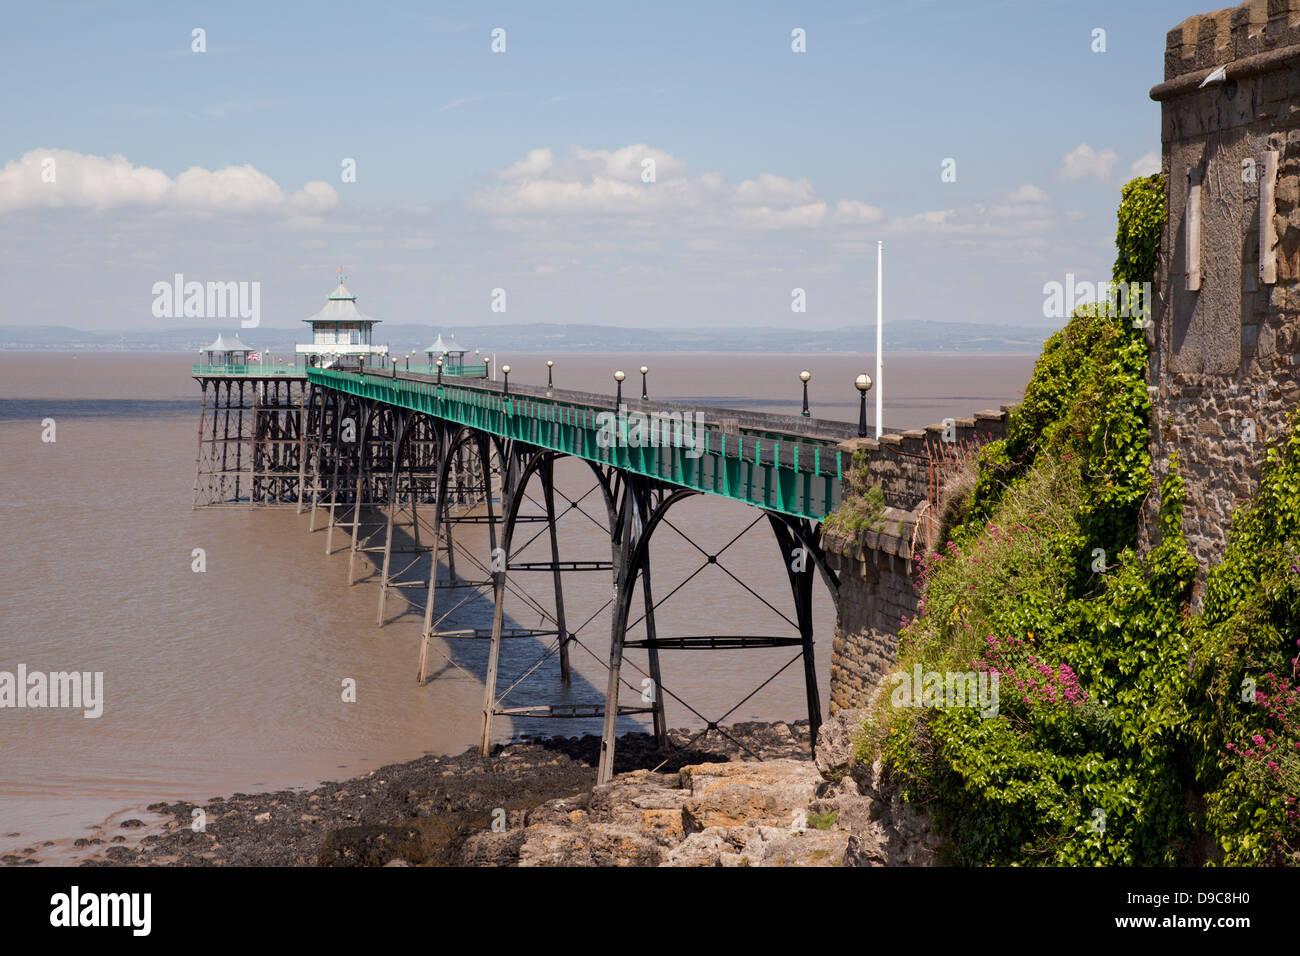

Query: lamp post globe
[855,373,873,438]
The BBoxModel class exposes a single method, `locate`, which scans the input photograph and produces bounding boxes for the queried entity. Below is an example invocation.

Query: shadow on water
[0,398,200,421]
[342,502,649,747]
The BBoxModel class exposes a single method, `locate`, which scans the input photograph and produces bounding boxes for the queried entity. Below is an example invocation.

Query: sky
[0,0,1213,338]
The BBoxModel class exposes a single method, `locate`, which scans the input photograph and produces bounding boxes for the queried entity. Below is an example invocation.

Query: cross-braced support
[375,415,454,625]
[347,402,384,584]
[416,429,500,684]
[594,485,839,784]
[192,374,309,507]
[323,396,364,555]
[478,443,624,753]
[766,513,840,748]
[596,478,689,782]
[299,384,332,517]
[294,385,842,777]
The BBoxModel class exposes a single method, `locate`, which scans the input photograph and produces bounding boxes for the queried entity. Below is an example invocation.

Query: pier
[187,282,998,783]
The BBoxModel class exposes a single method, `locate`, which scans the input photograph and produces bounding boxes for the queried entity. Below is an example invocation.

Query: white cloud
[473,144,881,231]
[734,173,816,205]
[498,148,555,180]
[1007,183,1049,204]
[0,148,338,215]
[1129,151,1161,177]
[832,199,885,224]
[1058,144,1120,182]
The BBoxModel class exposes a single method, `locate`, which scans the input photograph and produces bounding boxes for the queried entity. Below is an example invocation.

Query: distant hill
[0,320,1051,353]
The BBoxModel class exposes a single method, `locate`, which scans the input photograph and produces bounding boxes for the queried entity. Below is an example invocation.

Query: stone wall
[1143,0,1300,583]
[823,406,1012,712]
[824,519,918,714]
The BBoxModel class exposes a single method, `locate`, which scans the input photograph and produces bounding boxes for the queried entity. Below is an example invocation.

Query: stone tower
[1145,0,1300,580]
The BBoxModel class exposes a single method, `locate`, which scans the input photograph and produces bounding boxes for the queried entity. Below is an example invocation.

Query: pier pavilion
[297,280,388,371]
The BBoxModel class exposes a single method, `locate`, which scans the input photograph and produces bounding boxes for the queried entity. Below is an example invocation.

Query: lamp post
[639,365,649,400]
[501,364,511,398]
[546,359,554,388]
[800,369,811,417]
[855,373,873,438]
[405,353,410,371]
[436,357,443,385]
[392,356,399,378]
[614,369,625,406]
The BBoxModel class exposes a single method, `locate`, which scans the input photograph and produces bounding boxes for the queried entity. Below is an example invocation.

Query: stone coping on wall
[833,406,1013,460]
[823,505,919,565]
[822,403,1018,564]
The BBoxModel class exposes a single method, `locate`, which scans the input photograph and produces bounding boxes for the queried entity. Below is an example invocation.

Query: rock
[456,829,527,867]
[814,709,863,782]
[825,757,942,867]
[518,824,663,867]
[738,825,849,866]
[119,819,145,829]
[680,759,821,831]
[316,824,427,867]
[662,827,745,867]
[45,719,883,868]
[585,770,689,844]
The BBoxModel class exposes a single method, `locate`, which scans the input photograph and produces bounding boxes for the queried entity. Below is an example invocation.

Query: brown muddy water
[0,350,1034,855]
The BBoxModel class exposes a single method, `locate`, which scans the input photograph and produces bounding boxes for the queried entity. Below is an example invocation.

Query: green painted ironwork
[192,364,305,377]
[307,367,845,520]
[422,363,489,377]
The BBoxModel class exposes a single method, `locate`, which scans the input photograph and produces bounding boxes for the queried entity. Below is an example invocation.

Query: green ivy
[859,173,1300,864]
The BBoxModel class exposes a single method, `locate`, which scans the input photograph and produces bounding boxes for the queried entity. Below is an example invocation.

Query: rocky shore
[6,713,940,867]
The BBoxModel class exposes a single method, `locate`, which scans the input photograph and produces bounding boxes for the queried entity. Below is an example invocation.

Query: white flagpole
[876,240,883,438]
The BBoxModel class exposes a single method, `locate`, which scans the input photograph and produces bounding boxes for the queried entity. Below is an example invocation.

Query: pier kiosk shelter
[200,332,254,369]
[425,333,468,369]
[424,332,489,378]
[297,281,388,371]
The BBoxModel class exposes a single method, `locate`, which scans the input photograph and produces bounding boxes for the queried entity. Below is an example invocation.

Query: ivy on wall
[855,173,1300,865]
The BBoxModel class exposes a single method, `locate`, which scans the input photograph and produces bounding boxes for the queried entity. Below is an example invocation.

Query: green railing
[192,364,306,376]
[419,363,490,378]
[307,368,845,520]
